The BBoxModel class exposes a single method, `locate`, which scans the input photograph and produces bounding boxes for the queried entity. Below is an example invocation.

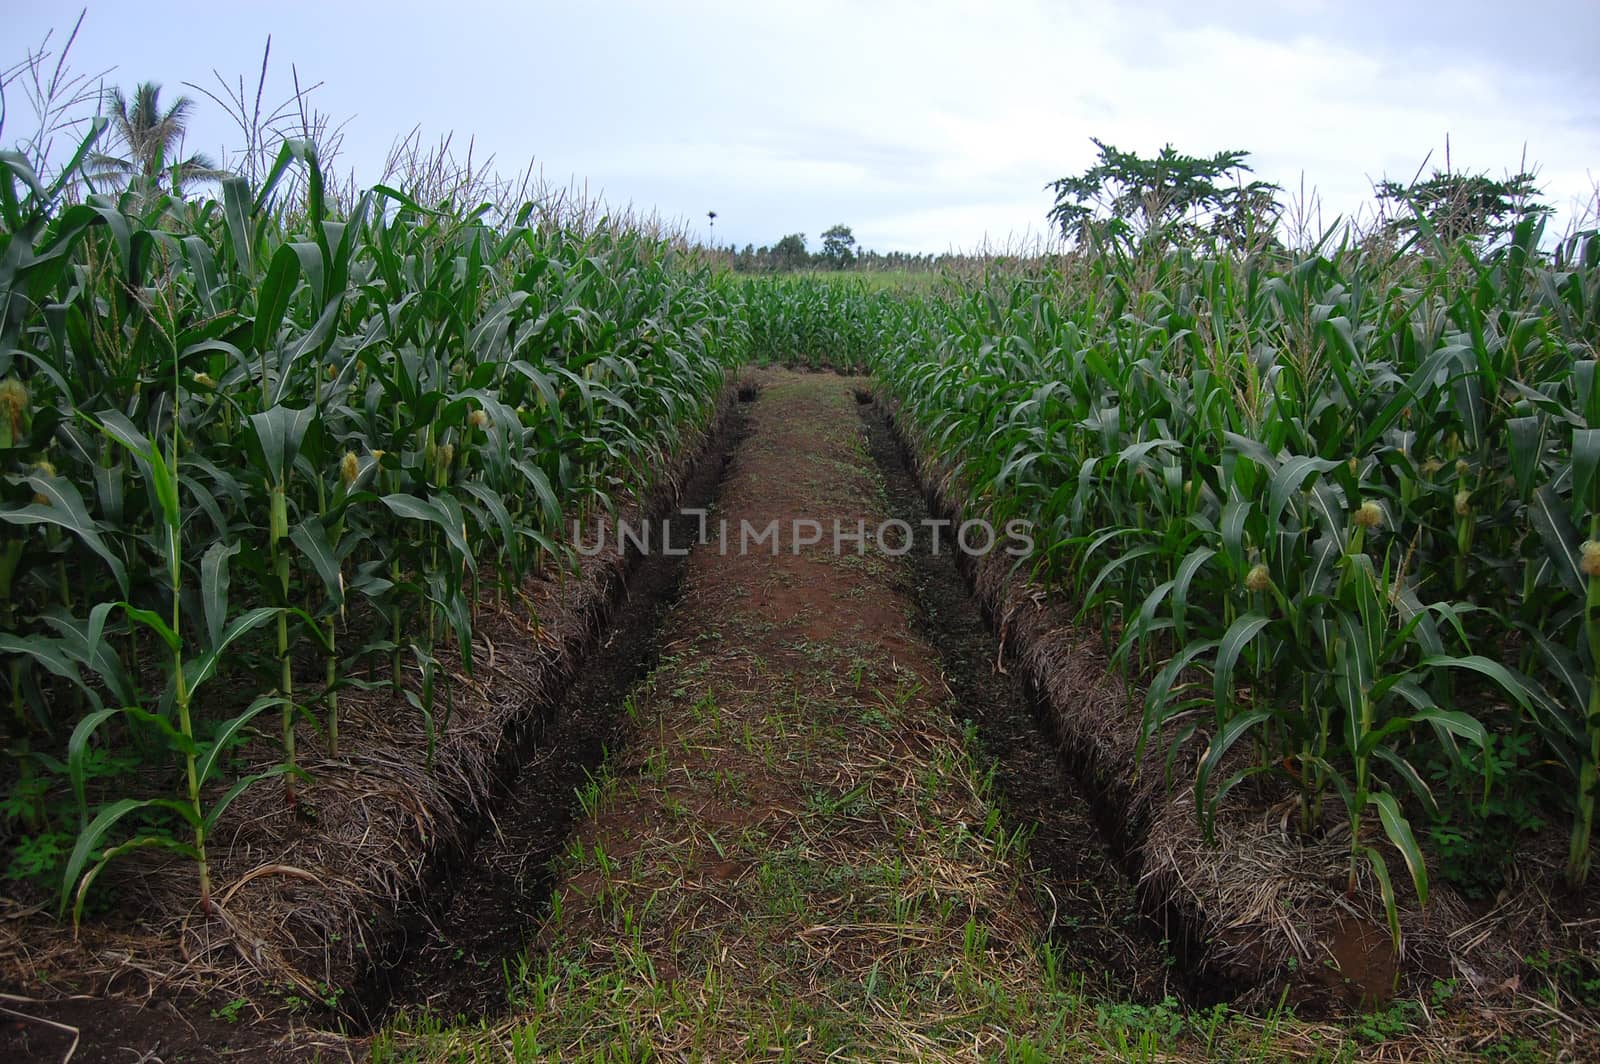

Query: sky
[6,0,1598,254]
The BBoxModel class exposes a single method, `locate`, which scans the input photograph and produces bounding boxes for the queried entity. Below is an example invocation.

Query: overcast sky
[7,1,1598,253]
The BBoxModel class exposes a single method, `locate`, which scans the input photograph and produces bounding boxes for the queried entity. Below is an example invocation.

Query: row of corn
[0,128,745,918]
[859,225,1599,943]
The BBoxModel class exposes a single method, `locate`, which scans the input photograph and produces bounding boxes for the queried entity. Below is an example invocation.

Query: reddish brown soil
[0,992,326,1064]
[375,404,748,1019]
[397,368,1154,1058]
[0,395,743,1062]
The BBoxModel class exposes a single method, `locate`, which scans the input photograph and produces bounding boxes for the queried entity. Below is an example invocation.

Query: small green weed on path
[373,373,1554,1063]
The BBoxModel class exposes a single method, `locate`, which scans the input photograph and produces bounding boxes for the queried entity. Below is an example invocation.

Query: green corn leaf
[202,764,308,835]
[1574,428,1600,510]
[43,117,107,202]
[1170,544,1215,642]
[119,602,180,652]
[59,797,188,919]
[253,243,302,354]
[195,694,294,788]
[1212,612,1273,718]
[1363,845,1403,955]
[1523,627,1587,721]
[247,405,315,484]
[1578,359,1600,428]
[1390,585,1444,657]
[1317,316,1362,403]
[1223,432,1279,475]
[49,602,136,706]
[1506,416,1545,500]
[185,607,282,694]
[1370,791,1427,906]
[70,834,201,927]
[1304,479,1348,547]
[381,493,475,571]
[1447,347,1486,450]
[1529,484,1583,597]
[459,481,517,560]
[1205,762,1275,831]
[1416,654,1535,710]
[0,633,99,711]
[1141,638,1219,744]
[289,519,345,608]
[93,410,180,533]
[1303,533,1342,598]
[220,176,253,275]
[511,459,562,529]
[1,473,129,594]
[1356,345,1455,454]
[1332,617,1372,733]
[1267,454,1338,531]
[1220,497,1251,572]
[1082,541,1157,616]
[1195,708,1274,838]
[200,541,241,648]
[1372,747,1439,818]
[65,707,124,827]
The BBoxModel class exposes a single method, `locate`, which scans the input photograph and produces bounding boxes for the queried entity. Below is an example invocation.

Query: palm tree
[87,82,226,196]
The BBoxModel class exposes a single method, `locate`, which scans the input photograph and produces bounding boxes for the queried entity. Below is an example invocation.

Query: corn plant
[858,212,1600,933]
[742,274,919,371]
[0,125,745,918]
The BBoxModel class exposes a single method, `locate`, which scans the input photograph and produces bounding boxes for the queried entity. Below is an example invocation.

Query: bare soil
[10,369,1594,1062]
[856,397,1175,1001]
[376,369,1168,1059]
[373,407,749,1020]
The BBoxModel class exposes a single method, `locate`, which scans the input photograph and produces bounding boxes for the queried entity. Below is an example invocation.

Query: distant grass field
[739,268,951,294]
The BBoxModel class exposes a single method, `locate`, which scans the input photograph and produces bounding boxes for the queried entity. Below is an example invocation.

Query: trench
[857,395,1199,1004]
[364,379,1198,1029]
[364,402,751,1024]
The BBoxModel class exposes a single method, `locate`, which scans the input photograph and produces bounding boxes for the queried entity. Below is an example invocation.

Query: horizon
[6,1,1598,254]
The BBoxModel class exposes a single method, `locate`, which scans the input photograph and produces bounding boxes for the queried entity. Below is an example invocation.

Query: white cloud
[7,0,1596,252]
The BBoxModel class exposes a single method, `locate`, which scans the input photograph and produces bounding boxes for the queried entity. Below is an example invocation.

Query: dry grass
[377,372,1102,1059]
[883,391,1600,1060]
[372,373,1588,1062]
[0,389,740,1027]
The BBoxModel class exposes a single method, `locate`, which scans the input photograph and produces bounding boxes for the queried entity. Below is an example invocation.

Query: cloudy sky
[7,1,1598,253]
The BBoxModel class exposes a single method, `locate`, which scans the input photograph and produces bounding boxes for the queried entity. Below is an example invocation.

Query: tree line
[1044,137,1554,253]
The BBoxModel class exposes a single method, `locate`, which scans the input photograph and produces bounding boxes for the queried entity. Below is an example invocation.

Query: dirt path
[376,370,1172,1061]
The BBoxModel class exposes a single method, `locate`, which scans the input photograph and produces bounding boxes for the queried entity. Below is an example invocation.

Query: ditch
[856,395,1186,1003]
[369,374,1190,1034]
[361,405,751,1024]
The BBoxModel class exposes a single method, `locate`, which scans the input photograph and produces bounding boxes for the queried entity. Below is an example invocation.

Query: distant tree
[1047,138,1279,251]
[1375,168,1550,245]
[820,223,856,268]
[86,82,225,197]
[1208,183,1285,252]
[773,232,809,270]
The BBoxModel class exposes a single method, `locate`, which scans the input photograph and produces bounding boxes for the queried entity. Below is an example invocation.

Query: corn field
[742,275,918,372]
[5,120,1599,953]
[866,224,1600,935]
[0,129,743,917]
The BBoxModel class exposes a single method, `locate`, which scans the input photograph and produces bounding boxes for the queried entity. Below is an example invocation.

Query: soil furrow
[376,403,749,1020]
[378,369,1166,1060]
[856,395,1177,1003]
